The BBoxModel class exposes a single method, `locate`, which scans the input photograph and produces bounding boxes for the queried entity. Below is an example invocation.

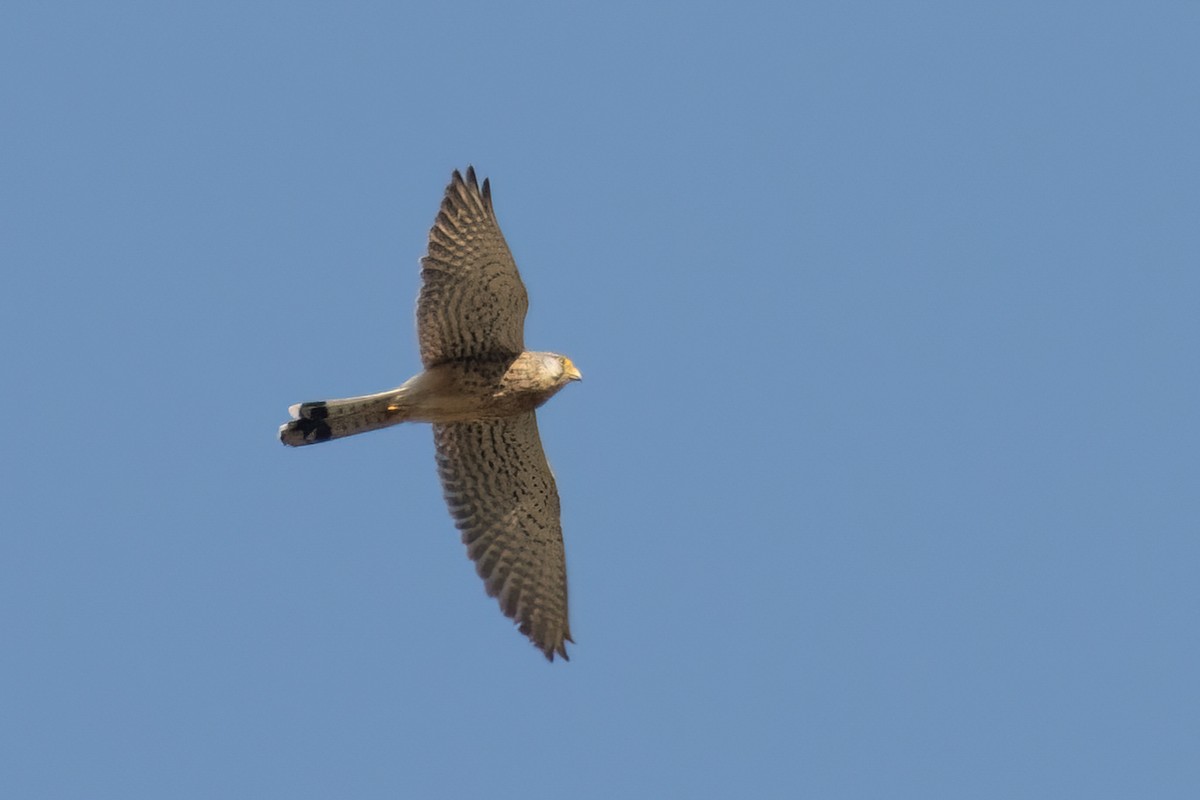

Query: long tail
[279,388,409,446]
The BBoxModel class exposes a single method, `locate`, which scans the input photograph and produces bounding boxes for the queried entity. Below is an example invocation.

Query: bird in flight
[280,167,581,661]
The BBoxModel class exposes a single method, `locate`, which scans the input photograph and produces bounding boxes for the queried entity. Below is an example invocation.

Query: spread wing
[418,167,528,368]
[433,412,572,660]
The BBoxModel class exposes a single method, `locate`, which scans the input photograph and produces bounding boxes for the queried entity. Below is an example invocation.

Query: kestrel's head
[532,352,582,387]
[542,353,582,386]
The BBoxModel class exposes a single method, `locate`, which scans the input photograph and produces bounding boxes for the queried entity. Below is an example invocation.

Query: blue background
[3,3,1197,797]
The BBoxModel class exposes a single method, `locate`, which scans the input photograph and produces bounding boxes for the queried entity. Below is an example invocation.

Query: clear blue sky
[3,3,1197,797]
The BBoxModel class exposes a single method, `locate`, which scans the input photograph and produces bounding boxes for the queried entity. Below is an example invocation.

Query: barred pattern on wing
[433,412,572,660]
[418,167,529,368]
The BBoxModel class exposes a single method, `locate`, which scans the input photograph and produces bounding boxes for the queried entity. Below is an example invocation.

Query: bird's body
[279,168,580,660]
[281,351,578,444]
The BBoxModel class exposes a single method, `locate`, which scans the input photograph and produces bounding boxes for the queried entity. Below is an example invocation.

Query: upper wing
[433,412,572,661]
[417,167,528,368]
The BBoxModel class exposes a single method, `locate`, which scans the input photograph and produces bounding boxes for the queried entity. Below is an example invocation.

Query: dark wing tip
[542,641,570,662]
[481,177,492,211]
[442,166,491,218]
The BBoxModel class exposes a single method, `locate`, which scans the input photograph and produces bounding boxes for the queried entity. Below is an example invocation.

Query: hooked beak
[563,358,583,382]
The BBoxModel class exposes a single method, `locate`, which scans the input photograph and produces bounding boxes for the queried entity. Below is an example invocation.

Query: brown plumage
[279,167,580,660]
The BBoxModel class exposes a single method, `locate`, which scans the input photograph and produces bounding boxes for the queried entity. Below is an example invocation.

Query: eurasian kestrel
[279,167,580,661]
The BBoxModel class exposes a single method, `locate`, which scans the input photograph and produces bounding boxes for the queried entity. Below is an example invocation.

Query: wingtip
[442,166,490,217]
[547,633,572,662]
